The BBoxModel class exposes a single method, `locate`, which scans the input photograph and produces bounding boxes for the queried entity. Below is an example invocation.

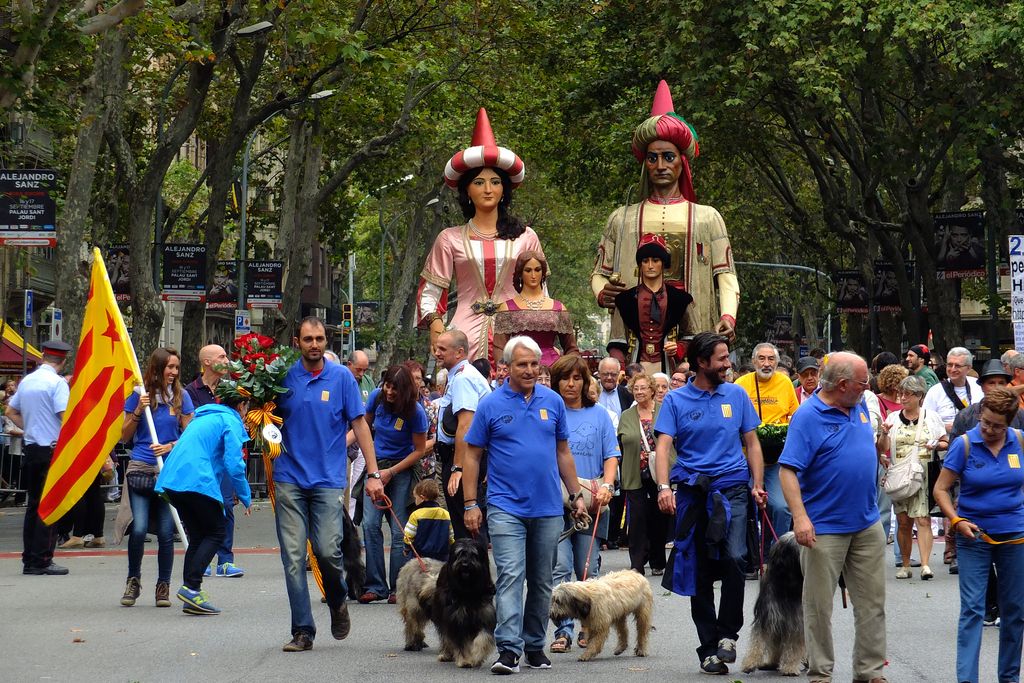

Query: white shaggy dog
[548,569,653,661]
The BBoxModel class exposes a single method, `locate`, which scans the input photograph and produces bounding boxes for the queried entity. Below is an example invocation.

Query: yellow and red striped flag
[38,248,143,525]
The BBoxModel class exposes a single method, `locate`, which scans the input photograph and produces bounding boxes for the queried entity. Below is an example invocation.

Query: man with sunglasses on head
[593,81,740,365]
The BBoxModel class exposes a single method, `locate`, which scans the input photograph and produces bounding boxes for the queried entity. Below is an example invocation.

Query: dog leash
[373,493,429,573]
[757,506,780,577]
[580,480,603,581]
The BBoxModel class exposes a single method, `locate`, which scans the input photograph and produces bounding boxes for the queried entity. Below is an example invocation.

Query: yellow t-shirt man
[735,371,799,425]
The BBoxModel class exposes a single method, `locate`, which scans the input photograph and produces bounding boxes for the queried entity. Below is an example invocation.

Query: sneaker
[358,591,385,604]
[388,593,397,605]
[700,655,729,674]
[984,610,999,627]
[175,586,221,615]
[895,566,912,579]
[716,638,737,663]
[203,565,212,577]
[524,650,551,669]
[283,632,314,652]
[120,577,141,606]
[84,536,105,548]
[216,562,245,578]
[491,650,520,674]
[58,536,85,549]
[921,566,934,580]
[330,603,351,640]
[23,562,69,575]
[949,558,959,575]
[155,581,172,607]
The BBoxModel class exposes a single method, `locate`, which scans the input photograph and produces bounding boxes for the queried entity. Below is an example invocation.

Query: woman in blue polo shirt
[116,348,194,609]
[934,388,1024,683]
[547,354,619,654]
[358,365,428,604]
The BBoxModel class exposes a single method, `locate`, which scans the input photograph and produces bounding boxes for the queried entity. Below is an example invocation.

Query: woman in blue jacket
[358,365,428,604]
[156,383,252,615]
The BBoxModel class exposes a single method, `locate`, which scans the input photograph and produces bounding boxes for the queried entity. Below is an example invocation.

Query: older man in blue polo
[461,335,588,675]
[654,331,766,676]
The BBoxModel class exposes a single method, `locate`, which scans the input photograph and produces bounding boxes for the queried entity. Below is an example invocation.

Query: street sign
[51,308,62,340]
[23,289,33,328]
[234,308,251,337]
[1009,235,1024,323]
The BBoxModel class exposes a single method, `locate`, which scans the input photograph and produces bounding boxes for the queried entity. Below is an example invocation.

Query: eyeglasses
[645,151,678,164]
[980,419,1009,431]
[848,378,870,388]
[946,362,968,369]
[598,371,618,378]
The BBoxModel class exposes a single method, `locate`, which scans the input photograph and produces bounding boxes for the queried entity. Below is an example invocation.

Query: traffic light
[342,303,353,331]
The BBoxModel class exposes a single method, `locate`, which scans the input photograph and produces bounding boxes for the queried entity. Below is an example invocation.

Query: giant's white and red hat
[443,108,525,189]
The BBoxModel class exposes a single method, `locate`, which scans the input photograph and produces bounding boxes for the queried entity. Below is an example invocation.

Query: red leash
[757,505,780,576]
[373,493,428,573]
[580,480,602,581]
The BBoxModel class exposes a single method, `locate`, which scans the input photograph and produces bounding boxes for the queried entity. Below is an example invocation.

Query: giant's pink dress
[417,224,544,363]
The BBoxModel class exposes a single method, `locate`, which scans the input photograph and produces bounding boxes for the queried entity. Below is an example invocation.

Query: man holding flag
[33,248,145,575]
[8,339,72,575]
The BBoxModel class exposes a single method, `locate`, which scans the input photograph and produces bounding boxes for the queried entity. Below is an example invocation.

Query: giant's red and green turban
[631,80,700,202]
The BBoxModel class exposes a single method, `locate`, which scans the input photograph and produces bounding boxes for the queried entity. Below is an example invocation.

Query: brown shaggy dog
[741,532,805,676]
[548,569,653,661]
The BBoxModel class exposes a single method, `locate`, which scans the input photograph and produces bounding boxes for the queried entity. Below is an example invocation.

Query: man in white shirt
[923,347,982,430]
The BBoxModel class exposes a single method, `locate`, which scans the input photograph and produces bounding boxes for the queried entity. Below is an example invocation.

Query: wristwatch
[451,465,463,473]
[600,482,614,492]
[657,483,671,492]
[567,490,583,505]
[367,471,382,480]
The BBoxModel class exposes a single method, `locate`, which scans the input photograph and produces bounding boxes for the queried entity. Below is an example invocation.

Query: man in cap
[6,339,72,575]
[905,344,939,389]
[795,357,820,403]
[593,80,740,355]
[610,233,693,374]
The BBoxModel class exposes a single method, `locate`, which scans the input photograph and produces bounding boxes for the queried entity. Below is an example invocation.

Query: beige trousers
[799,521,887,682]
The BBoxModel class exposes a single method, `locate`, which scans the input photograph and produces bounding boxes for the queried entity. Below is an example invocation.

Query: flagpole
[140,402,189,550]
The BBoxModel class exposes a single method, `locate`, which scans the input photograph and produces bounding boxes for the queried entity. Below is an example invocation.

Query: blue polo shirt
[654,379,759,479]
[275,360,365,489]
[125,391,195,465]
[778,393,879,534]
[465,382,569,518]
[944,426,1024,535]
[366,388,428,462]
[566,405,620,479]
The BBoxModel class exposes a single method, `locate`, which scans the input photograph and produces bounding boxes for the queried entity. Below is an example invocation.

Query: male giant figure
[593,80,740,361]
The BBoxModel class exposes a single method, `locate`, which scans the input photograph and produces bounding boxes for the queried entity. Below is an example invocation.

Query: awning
[0,324,42,371]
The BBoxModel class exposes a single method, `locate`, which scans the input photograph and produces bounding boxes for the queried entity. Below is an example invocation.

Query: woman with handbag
[548,353,619,654]
[934,388,1024,683]
[617,372,675,576]
[876,375,946,580]
[358,365,428,604]
[115,348,194,608]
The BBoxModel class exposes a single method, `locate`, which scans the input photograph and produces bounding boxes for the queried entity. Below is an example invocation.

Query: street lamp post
[236,88,335,310]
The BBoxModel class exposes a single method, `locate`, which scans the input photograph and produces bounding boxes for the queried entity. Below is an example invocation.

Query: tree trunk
[55,30,129,367]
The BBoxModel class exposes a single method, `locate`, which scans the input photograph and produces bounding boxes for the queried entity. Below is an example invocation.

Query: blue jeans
[489,509,563,655]
[762,463,791,551]
[127,486,175,583]
[362,468,413,596]
[217,479,236,565]
[552,512,603,639]
[274,481,348,639]
[956,536,1024,683]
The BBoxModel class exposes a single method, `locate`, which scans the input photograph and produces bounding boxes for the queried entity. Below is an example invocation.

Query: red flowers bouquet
[220,333,299,458]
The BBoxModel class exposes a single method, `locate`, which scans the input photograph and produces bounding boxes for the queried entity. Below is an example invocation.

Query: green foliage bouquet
[756,422,789,465]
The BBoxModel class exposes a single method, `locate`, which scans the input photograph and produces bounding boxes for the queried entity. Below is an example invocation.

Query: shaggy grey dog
[548,569,653,661]
[396,539,496,668]
[741,531,806,676]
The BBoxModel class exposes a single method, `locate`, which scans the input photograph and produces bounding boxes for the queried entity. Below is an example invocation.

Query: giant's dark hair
[142,347,184,415]
[512,250,548,293]
[550,354,596,408]
[686,332,729,371]
[380,365,418,421]
[456,167,526,240]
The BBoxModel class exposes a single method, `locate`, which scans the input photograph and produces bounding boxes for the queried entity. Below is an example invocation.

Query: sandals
[549,635,571,653]
[577,631,588,648]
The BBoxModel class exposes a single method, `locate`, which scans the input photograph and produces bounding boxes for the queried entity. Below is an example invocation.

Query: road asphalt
[0,501,999,682]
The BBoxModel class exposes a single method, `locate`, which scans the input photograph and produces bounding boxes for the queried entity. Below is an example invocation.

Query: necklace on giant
[468,218,497,240]
[522,293,547,310]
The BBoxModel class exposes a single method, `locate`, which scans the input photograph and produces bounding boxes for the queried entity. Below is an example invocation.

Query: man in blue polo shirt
[654,332,766,676]
[273,317,383,653]
[779,352,887,683]
[462,335,587,675]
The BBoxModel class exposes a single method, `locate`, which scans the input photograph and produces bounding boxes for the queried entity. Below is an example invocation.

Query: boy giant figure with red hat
[593,81,740,355]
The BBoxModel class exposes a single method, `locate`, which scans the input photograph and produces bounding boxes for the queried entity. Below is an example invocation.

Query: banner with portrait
[934,211,985,279]
[767,315,794,343]
[161,244,207,302]
[835,270,868,313]
[105,245,131,302]
[872,260,912,312]
[207,260,239,309]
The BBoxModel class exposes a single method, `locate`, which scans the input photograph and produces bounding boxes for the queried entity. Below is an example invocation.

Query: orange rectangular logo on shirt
[1010,454,1020,469]
[721,404,732,418]
[860,412,868,423]
[394,418,404,430]
[539,409,549,420]
[321,390,330,402]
